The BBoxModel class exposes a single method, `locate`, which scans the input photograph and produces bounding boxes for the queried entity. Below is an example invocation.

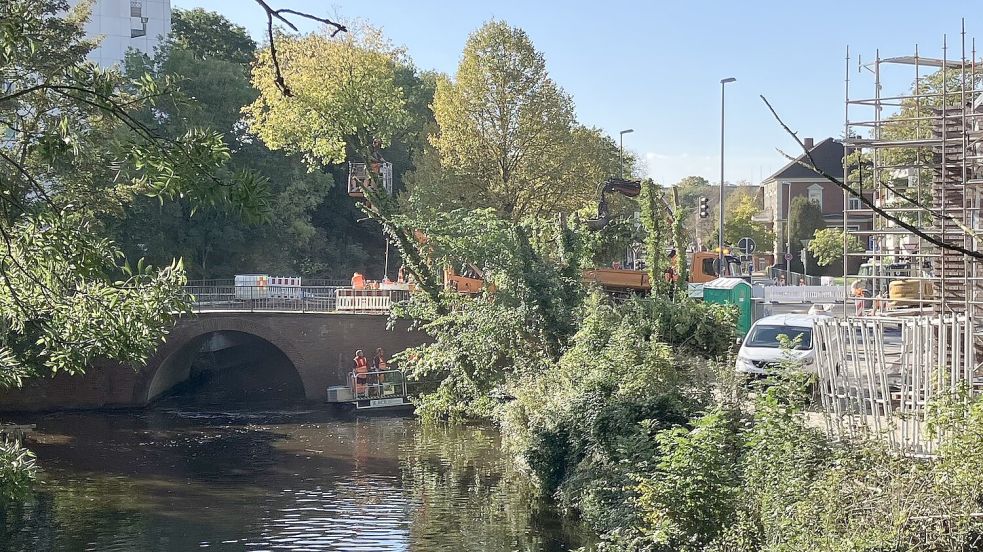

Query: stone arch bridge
[0,311,425,412]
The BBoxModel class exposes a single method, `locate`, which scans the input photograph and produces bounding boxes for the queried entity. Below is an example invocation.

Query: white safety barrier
[336,292,392,312]
[763,285,843,304]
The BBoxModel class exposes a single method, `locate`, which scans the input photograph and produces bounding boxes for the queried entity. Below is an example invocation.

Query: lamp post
[718,77,736,276]
[619,128,634,178]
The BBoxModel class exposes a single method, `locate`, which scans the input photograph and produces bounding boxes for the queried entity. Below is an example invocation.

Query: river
[0,406,590,551]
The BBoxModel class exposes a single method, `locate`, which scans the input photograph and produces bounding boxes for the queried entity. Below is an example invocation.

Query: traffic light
[698,196,710,219]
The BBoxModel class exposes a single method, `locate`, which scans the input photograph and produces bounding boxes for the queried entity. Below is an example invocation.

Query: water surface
[0,407,587,551]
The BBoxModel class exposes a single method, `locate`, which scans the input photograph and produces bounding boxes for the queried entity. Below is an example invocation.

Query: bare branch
[253,0,349,97]
[761,95,983,261]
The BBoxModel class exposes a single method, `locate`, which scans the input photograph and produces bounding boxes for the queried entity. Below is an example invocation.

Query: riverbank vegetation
[6,3,983,550]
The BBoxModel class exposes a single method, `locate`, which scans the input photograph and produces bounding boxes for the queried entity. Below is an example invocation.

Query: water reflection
[0,408,588,551]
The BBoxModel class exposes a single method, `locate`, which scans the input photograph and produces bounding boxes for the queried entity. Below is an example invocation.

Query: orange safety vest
[351,273,365,290]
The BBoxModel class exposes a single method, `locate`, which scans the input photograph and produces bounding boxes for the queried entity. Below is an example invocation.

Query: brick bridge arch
[134,314,312,404]
[0,312,426,411]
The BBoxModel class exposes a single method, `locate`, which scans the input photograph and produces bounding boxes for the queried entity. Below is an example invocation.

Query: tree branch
[253,0,348,97]
[760,95,983,261]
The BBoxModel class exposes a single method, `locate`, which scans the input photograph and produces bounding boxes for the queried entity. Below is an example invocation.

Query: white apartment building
[69,0,171,67]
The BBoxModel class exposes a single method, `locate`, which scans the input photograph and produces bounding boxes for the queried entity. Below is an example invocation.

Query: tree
[113,10,333,278]
[170,8,257,65]
[809,227,864,268]
[674,176,713,248]
[427,21,581,220]
[640,180,670,294]
[787,197,825,272]
[244,24,411,167]
[723,190,774,253]
[0,0,266,500]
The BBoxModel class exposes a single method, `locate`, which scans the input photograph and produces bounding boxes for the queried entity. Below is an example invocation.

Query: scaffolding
[842,23,983,319]
[813,23,983,452]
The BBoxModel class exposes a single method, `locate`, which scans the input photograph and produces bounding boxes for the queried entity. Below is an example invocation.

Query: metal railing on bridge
[185,282,409,314]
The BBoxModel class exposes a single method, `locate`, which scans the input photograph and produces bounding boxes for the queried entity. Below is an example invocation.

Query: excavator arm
[586,178,642,230]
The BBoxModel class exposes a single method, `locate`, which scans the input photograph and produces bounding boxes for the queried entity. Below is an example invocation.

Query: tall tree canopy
[112,9,338,279]
[787,197,825,272]
[244,25,411,166]
[422,21,621,220]
[723,189,774,253]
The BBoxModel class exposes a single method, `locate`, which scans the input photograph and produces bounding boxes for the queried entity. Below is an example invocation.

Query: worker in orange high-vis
[351,272,365,290]
[353,349,369,397]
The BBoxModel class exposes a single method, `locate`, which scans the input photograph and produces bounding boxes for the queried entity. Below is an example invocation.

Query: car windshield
[745,325,813,350]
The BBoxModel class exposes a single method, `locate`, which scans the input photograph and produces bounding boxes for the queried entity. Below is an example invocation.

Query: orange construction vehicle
[582,251,742,294]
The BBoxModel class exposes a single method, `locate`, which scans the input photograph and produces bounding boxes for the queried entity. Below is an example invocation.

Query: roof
[704,277,751,290]
[752,313,828,328]
[762,138,844,182]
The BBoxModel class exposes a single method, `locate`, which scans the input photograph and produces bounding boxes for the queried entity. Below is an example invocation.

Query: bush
[0,439,36,506]
[505,292,731,535]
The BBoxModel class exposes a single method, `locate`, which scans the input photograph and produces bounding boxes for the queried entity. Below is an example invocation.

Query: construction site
[814,22,983,452]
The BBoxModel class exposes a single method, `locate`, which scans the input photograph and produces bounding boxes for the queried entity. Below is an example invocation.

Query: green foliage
[670,187,689,289]
[610,365,983,552]
[808,227,864,267]
[245,24,410,167]
[114,24,338,278]
[639,179,670,295]
[787,196,825,272]
[499,294,733,537]
[392,209,585,421]
[724,189,775,253]
[170,7,256,65]
[636,408,743,551]
[0,440,35,506]
[417,20,630,221]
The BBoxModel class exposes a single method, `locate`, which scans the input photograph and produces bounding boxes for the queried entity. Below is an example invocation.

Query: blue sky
[173,0,978,185]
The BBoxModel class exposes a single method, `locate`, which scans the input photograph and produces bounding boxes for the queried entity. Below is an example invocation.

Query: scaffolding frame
[842,23,983,319]
[814,23,983,452]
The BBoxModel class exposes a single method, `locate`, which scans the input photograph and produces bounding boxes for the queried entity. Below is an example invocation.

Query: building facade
[69,0,171,67]
[760,137,874,271]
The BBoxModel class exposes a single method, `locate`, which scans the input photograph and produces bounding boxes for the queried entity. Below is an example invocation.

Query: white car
[735,314,829,376]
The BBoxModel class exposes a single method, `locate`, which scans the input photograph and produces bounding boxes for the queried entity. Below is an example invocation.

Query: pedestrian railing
[767,268,823,286]
[185,284,408,314]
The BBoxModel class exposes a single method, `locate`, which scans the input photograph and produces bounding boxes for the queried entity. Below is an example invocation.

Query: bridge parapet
[185,282,409,314]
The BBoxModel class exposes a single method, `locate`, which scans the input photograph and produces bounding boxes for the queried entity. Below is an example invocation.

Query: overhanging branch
[760,95,983,261]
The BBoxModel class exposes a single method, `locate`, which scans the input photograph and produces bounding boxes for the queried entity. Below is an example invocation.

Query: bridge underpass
[151,331,306,406]
[0,311,427,412]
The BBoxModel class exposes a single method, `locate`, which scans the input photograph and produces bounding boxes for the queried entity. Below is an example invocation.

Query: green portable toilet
[703,278,753,336]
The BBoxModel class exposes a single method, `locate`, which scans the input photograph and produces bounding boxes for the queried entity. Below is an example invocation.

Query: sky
[173,0,979,186]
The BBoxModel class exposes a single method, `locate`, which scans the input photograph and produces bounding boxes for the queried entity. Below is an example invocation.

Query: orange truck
[582,251,743,294]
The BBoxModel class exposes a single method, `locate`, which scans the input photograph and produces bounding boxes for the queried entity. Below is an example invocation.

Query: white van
[735,314,828,376]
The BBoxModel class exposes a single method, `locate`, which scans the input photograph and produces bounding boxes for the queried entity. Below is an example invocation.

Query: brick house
[759,137,873,272]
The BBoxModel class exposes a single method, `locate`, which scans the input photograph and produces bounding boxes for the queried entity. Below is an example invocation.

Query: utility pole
[719,77,736,276]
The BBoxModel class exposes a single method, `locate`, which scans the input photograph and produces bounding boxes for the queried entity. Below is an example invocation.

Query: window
[808,184,824,209]
[130,1,147,38]
[848,197,862,210]
[702,258,716,277]
[745,325,813,350]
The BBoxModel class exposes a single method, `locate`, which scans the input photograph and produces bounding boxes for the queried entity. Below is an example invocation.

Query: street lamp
[619,128,634,178]
[718,77,736,276]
